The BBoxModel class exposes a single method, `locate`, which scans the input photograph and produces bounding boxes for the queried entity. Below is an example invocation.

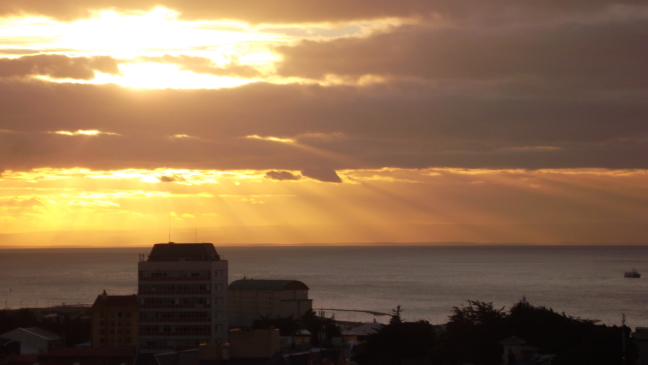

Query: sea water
[0,245,647,328]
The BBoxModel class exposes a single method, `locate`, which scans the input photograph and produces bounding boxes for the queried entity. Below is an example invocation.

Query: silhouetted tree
[443,300,508,365]
[390,305,403,325]
[507,300,636,365]
[251,315,300,336]
[302,309,341,347]
[433,299,637,365]
[355,306,436,365]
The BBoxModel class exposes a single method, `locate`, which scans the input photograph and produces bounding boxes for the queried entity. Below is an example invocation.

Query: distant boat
[624,269,641,278]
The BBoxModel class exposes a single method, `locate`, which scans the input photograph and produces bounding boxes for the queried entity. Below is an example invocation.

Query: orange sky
[1,2,647,246]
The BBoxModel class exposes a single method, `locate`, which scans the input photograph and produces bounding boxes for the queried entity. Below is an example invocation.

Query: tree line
[354,299,636,365]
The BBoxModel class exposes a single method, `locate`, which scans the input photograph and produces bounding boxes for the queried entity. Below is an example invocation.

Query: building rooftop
[229,279,309,291]
[147,243,221,262]
[341,323,383,336]
[91,292,138,309]
[0,327,61,342]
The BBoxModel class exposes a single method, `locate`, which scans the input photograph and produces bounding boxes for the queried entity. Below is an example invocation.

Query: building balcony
[139,332,211,337]
[139,290,211,295]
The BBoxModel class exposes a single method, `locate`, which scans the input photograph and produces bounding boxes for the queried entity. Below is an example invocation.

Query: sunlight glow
[0,8,400,89]
[95,63,258,89]
[245,135,296,144]
[52,130,118,136]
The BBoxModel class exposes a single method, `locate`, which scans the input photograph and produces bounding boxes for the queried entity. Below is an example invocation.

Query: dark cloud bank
[1,80,646,172]
[1,2,647,173]
[0,0,638,23]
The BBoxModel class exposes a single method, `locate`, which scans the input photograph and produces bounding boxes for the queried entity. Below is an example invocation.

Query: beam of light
[51,129,119,136]
[245,135,296,144]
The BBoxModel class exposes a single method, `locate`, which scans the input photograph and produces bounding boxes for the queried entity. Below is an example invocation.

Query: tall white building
[138,243,228,353]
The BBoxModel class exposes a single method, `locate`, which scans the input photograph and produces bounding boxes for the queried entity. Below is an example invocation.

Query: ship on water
[624,269,641,278]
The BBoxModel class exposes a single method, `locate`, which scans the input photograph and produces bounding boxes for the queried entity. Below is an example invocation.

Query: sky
[0,1,647,247]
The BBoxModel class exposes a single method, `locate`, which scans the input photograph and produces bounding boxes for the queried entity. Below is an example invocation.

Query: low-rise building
[90,291,138,347]
[36,346,135,365]
[229,280,312,326]
[0,328,61,355]
[633,327,648,365]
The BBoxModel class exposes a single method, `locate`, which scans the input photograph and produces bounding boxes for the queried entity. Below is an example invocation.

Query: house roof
[341,323,383,336]
[148,243,220,262]
[1,327,61,342]
[229,280,309,291]
[92,293,137,309]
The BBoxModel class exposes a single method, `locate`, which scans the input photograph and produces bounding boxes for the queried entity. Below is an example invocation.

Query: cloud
[276,19,648,90]
[0,80,647,171]
[265,170,301,181]
[246,135,295,144]
[0,54,120,80]
[136,55,261,78]
[158,174,185,183]
[0,197,44,208]
[0,0,637,24]
[301,168,342,183]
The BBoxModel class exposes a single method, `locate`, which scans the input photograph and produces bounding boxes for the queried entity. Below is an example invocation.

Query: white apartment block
[229,279,313,326]
[138,243,228,353]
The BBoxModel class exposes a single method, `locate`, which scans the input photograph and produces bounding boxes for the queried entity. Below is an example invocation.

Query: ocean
[1,245,647,328]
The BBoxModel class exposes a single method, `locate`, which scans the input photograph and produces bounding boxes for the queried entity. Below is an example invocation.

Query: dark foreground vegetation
[354,300,635,365]
[0,308,91,346]
[252,309,341,347]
